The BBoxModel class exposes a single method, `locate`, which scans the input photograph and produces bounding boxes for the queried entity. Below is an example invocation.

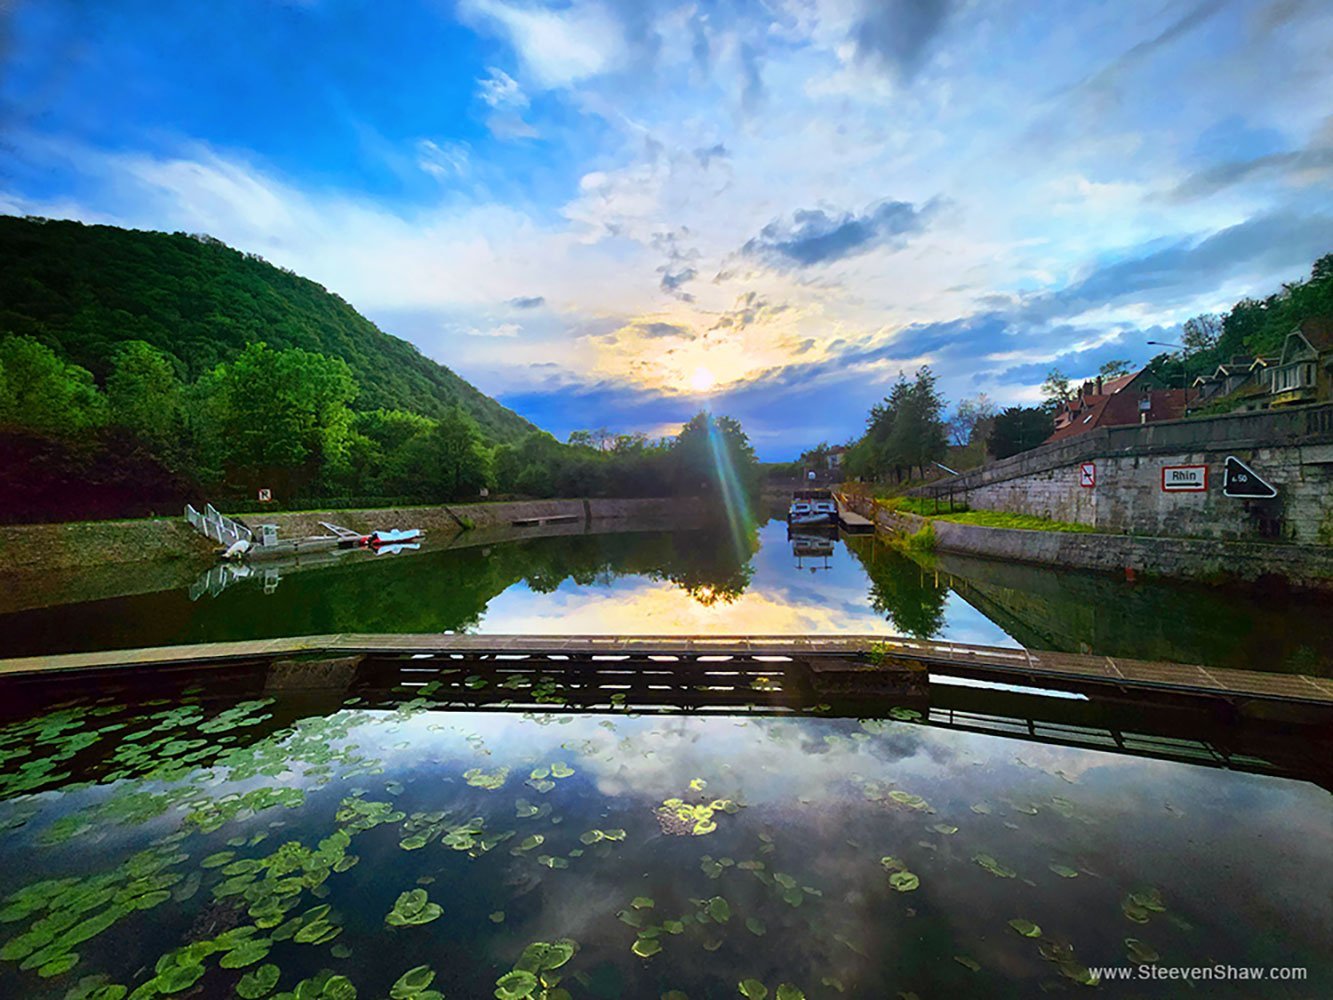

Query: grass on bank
[872,495,1100,534]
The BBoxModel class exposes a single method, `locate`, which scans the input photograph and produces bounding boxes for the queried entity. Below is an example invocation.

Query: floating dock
[2,633,1329,710]
[835,496,874,533]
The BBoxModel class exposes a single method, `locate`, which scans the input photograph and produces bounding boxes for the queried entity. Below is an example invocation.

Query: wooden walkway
[2,634,1331,707]
[834,497,874,533]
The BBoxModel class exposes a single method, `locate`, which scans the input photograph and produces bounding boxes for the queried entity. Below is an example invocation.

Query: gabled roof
[1295,317,1333,352]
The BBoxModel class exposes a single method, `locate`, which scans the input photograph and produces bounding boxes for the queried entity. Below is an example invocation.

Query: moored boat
[787,489,837,526]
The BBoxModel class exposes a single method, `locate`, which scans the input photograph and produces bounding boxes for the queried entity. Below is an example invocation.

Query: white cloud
[416,139,470,179]
[476,66,529,109]
[460,0,627,87]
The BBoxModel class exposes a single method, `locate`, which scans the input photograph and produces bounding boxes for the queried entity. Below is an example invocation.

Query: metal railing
[184,503,253,547]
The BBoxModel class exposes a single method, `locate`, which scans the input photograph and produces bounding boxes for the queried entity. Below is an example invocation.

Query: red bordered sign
[1079,462,1096,488]
[1161,464,1208,492]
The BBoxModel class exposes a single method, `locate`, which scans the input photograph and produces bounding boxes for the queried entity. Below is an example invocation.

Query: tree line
[0,334,762,516]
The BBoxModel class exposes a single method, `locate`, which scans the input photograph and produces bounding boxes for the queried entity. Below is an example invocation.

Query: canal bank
[840,493,1333,591]
[0,497,709,615]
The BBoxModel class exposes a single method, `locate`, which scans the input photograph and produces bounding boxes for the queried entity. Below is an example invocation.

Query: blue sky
[3,0,1332,458]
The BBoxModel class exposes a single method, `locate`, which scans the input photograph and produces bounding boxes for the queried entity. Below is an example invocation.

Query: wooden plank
[0,633,1329,706]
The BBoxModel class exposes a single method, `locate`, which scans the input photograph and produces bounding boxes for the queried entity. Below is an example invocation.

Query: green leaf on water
[36,952,79,978]
[632,897,654,909]
[745,917,766,936]
[738,980,768,1000]
[953,956,981,972]
[530,766,550,780]
[385,889,442,927]
[494,970,539,999]
[930,823,958,835]
[1128,888,1166,913]
[706,897,731,923]
[970,803,992,815]
[201,851,236,868]
[1008,918,1042,938]
[631,937,662,958]
[516,835,544,852]
[331,944,353,959]
[489,911,505,924]
[550,763,574,778]
[152,962,206,994]
[236,963,280,999]
[888,871,919,892]
[390,965,435,999]
[1049,863,1079,879]
[219,939,272,967]
[973,854,1016,879]
[322,975,357,1000]
[1125,938,1160,964]
[775,987,805,1000]
[879,856,906,873]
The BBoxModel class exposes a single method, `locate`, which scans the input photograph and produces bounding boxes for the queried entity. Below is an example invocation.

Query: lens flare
[704,414,756,564]
[689,367,717,393]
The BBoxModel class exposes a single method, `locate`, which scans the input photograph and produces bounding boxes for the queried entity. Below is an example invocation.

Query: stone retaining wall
[843,494,1333,591]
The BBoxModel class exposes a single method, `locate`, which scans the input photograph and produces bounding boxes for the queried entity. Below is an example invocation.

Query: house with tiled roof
[1266,317,1333,407]
[1046,368,1194,444]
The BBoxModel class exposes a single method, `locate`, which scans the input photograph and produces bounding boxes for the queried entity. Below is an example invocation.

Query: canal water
[0,665,1329,1000]
[0,517,1330,998]
[2,518,1330,675]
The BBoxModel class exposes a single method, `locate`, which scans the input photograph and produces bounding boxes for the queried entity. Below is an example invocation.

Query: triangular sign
[1222,456,1277,498]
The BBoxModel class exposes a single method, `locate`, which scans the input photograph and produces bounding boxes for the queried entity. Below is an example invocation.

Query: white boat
[788,489,837,526]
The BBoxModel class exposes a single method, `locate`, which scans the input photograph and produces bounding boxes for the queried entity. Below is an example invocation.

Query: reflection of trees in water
[504,517,757,608]
[842,536,949,639]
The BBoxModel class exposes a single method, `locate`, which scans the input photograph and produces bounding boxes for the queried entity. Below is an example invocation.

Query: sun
[689,366,717,393]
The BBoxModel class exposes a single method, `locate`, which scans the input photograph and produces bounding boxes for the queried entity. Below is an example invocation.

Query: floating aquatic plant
[1049,864,1079,879]
[972,854,1017,879]
[1008,918,1042,938]
[888,872,920,893]
[1125,938,1160,964]
[385,890,442,927]
[463,767,509,790]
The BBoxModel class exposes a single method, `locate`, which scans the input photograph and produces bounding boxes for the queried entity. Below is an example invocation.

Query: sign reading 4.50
[1222,457,1277,499]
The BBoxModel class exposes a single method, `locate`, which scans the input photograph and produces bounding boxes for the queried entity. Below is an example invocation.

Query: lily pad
[1125,938,1160,964]
[1049,864,1079,879]
[775,987,805,1000]
[631,937,662,958]
[1008,918,1042,938]
[745,917,766,936]
[888,871,920,892]
[219,939,272,967]
[386,889,442,927]
[953,956,981,972]
[973,854,1016,879]
[738,980,767,1000]
[550,763,574,778]
[632,897,655,910]
[494,970,539,999]
[236,963,280,999]
[390,965,436,999]
[930,824,958,835]
[706,897,731,923]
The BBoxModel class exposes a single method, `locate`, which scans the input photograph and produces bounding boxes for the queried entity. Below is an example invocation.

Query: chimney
[1096,375,1103,394]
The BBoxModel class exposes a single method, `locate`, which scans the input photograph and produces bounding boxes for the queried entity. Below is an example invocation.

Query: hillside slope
[0,215,536,443]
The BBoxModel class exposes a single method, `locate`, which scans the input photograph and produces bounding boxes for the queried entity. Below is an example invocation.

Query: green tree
[672,412,760,502]
[989,406,1050,459]
[0,335,106,434]
[1040,368,1072,410]
[199,341,357,493]
[949,393,997,447]
[106,340,182,449]
[1097,359,1132,380]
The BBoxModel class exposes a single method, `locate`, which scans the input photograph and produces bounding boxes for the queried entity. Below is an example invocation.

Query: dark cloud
[849,0,955,81]
[739,197,940,269]
[711,291,789,332]
[1166,147,1333,201]
[637,322,690,339]
[658,266,698,301]
[695,143,729,168]
[1022,209,1333,320]
[508,295,545,309]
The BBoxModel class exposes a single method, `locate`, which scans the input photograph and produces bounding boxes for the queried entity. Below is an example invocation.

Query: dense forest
[0,215,534,442]
[0,217,763,522]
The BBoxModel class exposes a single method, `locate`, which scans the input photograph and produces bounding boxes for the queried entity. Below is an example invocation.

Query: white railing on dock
[185,503,253,547]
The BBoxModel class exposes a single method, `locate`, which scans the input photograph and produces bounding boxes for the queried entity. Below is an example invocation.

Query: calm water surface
[3,519,1331,675]
[0,674,1328,999]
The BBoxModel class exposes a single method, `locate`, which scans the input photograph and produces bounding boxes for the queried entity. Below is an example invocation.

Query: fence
[184,503,253,547]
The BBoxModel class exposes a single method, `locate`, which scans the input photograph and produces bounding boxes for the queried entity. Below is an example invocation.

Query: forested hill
[0,215,536,443]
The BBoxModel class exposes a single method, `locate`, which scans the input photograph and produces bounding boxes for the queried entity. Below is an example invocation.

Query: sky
[2,0,1331,459]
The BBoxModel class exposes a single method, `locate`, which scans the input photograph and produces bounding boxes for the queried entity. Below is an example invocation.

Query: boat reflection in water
[788,524,837,572]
